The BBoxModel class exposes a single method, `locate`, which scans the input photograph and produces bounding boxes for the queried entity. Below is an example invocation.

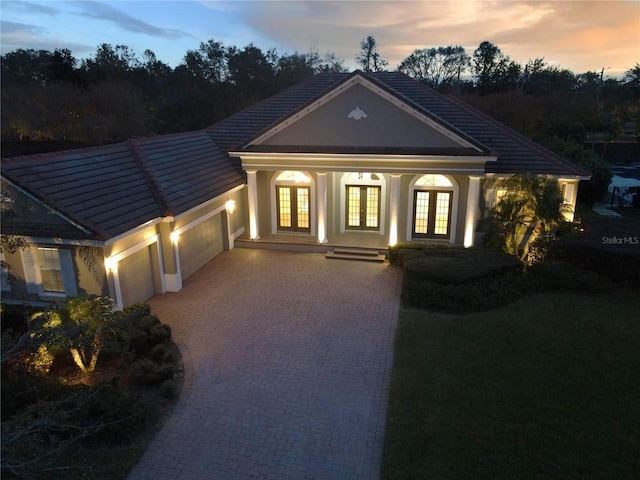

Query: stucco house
[1,70,590,308]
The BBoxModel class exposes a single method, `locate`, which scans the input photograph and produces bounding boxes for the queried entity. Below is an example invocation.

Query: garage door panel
[119,246,155,307]
[179,214,224,280]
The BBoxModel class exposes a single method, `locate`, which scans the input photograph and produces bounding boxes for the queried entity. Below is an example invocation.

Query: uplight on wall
[225,199,236,213]
[104,256,116,272]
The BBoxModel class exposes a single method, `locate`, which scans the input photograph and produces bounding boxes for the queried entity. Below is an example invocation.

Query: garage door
[119,246,156,307]
[179,214,224,280]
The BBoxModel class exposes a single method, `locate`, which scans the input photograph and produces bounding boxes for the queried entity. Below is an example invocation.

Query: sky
[1,0,639,77]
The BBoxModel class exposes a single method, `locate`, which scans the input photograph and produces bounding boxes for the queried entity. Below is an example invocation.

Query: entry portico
[230,71,497,248]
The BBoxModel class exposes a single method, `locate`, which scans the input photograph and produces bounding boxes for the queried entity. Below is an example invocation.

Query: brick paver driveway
[128,248,402,480]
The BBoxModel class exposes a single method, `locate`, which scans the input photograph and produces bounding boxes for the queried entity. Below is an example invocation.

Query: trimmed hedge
[396,243,620,313]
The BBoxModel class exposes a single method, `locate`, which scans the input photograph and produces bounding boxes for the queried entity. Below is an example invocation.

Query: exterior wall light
[225,199,236,213]
[170,231,180,243]
[104,256,116,272]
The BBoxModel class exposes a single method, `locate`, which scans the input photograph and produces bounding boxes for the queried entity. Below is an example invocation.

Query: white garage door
[119,246,156,307]
[179,214,224,280]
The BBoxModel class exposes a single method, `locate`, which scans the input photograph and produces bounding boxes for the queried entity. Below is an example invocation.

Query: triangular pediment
[247,74,481,151]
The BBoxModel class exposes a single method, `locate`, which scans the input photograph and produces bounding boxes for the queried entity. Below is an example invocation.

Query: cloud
[230,0,639,73]
[1,1,59,16]
[73,1,196,40]
[0,20,91,56]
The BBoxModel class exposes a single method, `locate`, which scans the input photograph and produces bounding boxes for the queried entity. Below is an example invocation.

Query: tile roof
[2,70,590,242]
[211,70,590,177]
[2,131,245,240]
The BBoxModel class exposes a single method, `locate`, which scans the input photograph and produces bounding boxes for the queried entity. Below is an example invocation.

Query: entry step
[325,248,386,262]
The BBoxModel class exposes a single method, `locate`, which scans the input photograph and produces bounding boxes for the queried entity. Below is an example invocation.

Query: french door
[413,190,453,238]
[346,185,381,230]
[276,186,310,231]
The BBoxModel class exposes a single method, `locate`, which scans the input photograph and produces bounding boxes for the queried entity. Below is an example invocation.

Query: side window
[37,247,65,293]
[22,246,78,298]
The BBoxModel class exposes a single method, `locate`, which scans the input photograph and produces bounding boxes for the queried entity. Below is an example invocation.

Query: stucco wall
[261,83,460,149]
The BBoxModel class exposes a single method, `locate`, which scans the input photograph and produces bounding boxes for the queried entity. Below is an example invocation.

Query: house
[1,71,590,309]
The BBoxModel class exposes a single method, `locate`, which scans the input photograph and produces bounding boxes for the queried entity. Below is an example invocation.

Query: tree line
[1,37,638,152]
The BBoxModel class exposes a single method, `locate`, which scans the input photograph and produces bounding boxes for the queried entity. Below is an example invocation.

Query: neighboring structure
[1,71,590,308]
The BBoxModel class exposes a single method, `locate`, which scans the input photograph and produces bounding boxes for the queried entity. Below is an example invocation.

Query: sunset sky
[1,0,639,77]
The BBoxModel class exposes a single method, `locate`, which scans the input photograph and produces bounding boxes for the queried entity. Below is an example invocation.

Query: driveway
[128,248,402,480]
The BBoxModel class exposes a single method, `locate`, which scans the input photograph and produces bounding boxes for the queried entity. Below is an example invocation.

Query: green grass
[383,293,640,480]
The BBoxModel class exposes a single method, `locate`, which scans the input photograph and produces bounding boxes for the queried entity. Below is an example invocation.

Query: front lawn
[382,293,640,479]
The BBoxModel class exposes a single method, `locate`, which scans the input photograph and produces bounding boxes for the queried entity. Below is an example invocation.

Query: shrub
[131,359,162,385]
[150,343,174,363]
[528,262,613,294]
[123,302,152,318]
[131,358,174,385]
[134,314,161,334]
[403,249,523,285]
[148,324,171,346]
[402,272,530,313]
[160,379,178,400]
[127,327,148,352]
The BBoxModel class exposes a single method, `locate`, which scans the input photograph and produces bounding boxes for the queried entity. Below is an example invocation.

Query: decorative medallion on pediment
[347,106,368,120]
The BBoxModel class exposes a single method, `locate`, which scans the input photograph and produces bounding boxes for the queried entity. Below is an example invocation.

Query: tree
[398,45,469,90]
[226,43,277,100]
[356,35,388,72]
[81,44,141,82]
[540,136,613,205]
[623,62,640,86]
[182,39,228,83]
[472,41,518,93]
[29,296,126,375]
[490,174,570,261]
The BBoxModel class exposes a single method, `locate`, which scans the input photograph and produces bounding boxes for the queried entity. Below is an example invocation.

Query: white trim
[104,218,163,247]
[246,170,260,240]
[20,246,77,300]
[317,173,328,243]
[232,151,497,165]
[389,174,401,246]
[26,237,105,247]
[107,234,166,310]
[173,204,226,237]
[245,74,483,151]
[406,174,459,244]
[464,176,482,248]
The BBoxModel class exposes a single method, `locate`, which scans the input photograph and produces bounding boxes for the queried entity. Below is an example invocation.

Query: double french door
[413,190,452,238]
[346,185,381,230]
[276,186,310,231]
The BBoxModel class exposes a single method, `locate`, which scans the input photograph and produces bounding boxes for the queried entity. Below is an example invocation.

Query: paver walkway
[128,248,402,480]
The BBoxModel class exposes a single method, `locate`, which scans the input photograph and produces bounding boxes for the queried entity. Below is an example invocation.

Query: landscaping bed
[1,299,182,479]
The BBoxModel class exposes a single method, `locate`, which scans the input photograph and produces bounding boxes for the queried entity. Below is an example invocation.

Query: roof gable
[211,70,590,178]
[249,73,483,152]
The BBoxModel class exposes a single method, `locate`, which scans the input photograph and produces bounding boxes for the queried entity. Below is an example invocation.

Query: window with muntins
[37,247,64,293]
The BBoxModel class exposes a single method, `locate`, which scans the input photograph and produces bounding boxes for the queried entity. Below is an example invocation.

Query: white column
[246,170,260,240]
[317,172,328,243]
[464,175,482,248]
[389,174,401,246]
[560,179,578,222]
